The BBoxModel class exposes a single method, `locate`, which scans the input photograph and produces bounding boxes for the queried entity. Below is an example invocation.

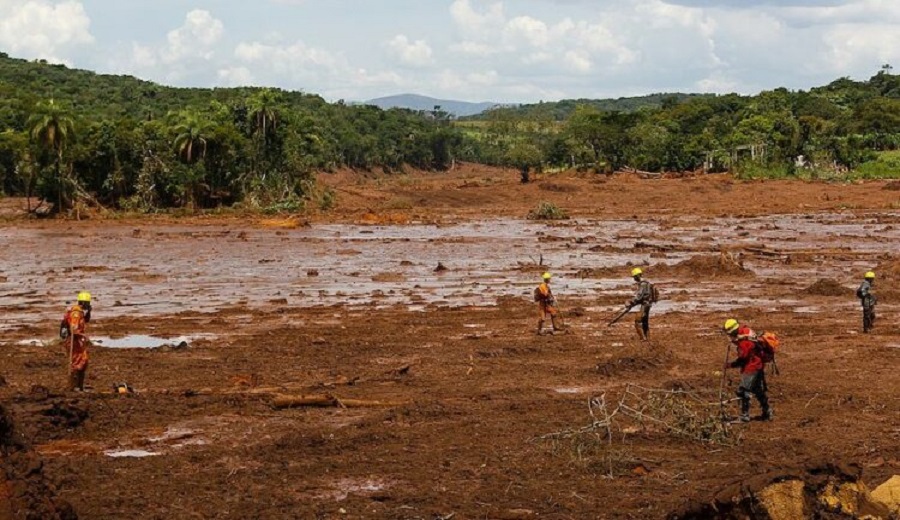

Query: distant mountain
[363,94,504,117]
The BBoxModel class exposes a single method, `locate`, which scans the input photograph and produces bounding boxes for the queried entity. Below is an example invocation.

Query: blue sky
[0,0,898,103]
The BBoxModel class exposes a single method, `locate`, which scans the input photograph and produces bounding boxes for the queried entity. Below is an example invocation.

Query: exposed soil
[2,168,900,519]
[803,278,852,297]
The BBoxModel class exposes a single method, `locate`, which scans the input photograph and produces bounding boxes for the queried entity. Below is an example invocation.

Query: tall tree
[247,89,281,142]
[26,99,76,211]
[170,110,214,164]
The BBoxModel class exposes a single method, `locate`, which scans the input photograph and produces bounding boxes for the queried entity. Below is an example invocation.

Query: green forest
[0,53,899,212]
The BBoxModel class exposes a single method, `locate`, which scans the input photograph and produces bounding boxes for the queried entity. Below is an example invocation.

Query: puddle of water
[92,335,203,349]
[554,387,590,394]
[104,449,159,458]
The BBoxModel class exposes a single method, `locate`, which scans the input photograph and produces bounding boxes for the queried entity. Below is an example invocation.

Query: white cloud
[386,35,434,67]
[823,23,900,74]
[218,66,255,86]
[0,0,93,64]
[41,0,900,103]
[115,9,225,84]
[162,9,224,64]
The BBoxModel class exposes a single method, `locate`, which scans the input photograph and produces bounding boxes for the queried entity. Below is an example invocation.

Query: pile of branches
[538,385,739,477]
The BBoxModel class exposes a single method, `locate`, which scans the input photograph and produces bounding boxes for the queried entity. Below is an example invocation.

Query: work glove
[59,325,69,340]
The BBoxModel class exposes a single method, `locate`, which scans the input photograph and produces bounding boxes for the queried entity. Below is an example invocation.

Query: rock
[819,480,889,518]
[871,475,900,513]
[758,480,806,520]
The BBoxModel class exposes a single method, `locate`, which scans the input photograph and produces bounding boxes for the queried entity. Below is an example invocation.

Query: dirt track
[2,168,900,519]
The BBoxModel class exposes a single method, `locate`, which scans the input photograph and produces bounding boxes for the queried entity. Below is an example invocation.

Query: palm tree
[247,88,280,142]
[26,99,75,212]
[170,110,214,164]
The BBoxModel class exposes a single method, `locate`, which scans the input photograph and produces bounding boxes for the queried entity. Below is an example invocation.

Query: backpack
[755,332,780,363]
[648,282,660,303]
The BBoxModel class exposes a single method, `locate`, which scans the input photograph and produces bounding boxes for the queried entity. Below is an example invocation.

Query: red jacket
[730,326,763,374]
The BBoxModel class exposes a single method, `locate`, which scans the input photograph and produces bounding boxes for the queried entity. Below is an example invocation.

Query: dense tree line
[0,53,898,213]
[0,54,461,211]
[479,66,900,175]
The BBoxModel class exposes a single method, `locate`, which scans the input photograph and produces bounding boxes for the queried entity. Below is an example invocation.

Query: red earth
[1,167,900,519]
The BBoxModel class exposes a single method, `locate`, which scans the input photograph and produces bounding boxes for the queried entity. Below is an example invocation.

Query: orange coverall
[535,282,561,333]
[61,304,90,382]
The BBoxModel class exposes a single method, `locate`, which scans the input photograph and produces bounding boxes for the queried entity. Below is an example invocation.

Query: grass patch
[851,150,900,180]
[527,201,569,220]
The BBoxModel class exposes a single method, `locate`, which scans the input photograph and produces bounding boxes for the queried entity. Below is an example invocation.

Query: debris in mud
[434,262,448,273]
[883,180,900,191]
[307,269,319,277]
[670,252,752,277]
[0,375,6,387]
[802,278,850,297]
[371,273,405,283]
[669,462,895,520]
[271,394,408,409]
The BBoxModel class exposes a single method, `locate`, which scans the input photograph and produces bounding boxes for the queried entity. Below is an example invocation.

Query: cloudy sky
[0,0,898,103]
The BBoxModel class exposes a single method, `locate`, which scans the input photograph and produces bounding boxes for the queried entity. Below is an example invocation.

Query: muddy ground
[2,168,900,519]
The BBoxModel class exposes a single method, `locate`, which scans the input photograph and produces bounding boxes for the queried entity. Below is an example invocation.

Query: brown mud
[1,168,900,519]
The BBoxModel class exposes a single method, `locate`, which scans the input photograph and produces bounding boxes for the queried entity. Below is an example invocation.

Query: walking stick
[718,339,731,421]
[66,333,74,387]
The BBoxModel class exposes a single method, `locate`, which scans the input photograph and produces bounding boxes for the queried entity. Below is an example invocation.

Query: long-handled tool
[550,298,569,332]
[718,338,732,421]
[607,303,635,327]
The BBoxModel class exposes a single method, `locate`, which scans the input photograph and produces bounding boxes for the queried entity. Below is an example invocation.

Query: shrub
[528,201,569,220]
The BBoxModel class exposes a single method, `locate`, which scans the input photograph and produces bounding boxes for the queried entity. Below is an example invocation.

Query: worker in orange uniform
[534,272,563,335]
[60,291,92,391]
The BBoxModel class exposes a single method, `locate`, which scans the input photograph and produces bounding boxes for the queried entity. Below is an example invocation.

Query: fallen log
[271,393,408,409]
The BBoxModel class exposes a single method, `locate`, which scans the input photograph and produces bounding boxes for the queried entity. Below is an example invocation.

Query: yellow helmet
[631,267,643,277]
[865,271,875,280]
[724,319,739,334]
[542,272,552,281]
[77,291,91,303]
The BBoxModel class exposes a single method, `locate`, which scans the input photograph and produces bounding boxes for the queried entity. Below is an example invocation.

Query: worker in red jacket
[723,319,772,423]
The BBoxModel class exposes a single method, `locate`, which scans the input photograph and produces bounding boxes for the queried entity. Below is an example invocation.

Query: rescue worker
[857,271,877,333]
[723,319,772,422]
[60,291,92,391]
[534,272,562,334]
[628,268,653,341]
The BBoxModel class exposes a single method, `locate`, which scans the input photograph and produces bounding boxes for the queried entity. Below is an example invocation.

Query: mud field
[2,171,900,519]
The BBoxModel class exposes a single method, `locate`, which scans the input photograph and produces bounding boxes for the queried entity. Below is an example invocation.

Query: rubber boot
[536,319,545,335]
[75,370,86,392]
[758,392,772,421]
[634,319,647,341]
[67,371,78,392]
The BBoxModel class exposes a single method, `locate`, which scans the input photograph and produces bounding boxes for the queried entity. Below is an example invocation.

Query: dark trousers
[863,304,876,333]
[634,304,650,339]
[737,370,769,417]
